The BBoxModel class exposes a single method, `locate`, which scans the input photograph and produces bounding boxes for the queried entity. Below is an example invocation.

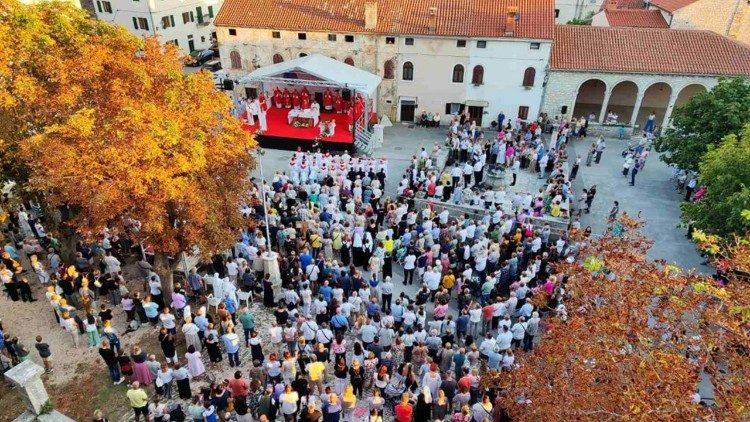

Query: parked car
[201,59,222,72]
[185,49,213,66]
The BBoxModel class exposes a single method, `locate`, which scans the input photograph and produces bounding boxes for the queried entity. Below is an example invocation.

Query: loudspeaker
[314,92,323,105]
[222,79,234,91]
[561,105,568,115]
[342,89,351,101]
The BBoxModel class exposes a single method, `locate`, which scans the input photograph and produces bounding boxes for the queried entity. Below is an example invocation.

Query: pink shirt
[433,303,449,318]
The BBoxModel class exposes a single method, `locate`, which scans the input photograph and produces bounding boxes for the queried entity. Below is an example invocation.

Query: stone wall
[668,0,750,46]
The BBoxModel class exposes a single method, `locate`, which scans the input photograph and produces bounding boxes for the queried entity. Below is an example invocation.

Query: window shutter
[196,7,203,23]
[208,6,214,18]
[190,11,194,22]
[445,103,451,114]
[170,15,175,27]
[96,1,102,13]
[132,17,138,29]
[143,19,149,31]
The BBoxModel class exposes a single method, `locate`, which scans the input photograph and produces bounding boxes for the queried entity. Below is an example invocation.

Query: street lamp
[252,148,281,298]
[254,148,273,253]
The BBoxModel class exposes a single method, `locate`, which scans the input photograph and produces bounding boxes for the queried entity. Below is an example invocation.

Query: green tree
[567,11,594,25]
[654,77,750,171]
[682,124,750,235]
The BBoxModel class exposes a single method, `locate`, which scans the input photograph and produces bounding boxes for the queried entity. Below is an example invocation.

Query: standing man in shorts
[126,381,149,422]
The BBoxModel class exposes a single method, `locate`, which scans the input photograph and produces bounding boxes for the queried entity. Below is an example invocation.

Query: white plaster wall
[591,11,610,27]
[95,0,221,53]
[555,0,604,23]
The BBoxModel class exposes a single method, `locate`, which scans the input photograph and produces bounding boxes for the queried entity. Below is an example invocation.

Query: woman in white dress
[185,345,205,378]
[182,317,202,352]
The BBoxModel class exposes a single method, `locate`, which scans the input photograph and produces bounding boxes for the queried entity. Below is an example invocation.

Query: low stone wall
[585,123,635,139]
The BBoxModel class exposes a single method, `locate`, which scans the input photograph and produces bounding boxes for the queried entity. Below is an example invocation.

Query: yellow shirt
[442,274,455,290]
[310,234,322,249]
[383,239,394,253]
[127,388,148,408]
[551,204,561,217]
[308,361,326,381]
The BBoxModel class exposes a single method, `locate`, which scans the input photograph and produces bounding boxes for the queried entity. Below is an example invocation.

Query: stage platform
[242,108,354,152]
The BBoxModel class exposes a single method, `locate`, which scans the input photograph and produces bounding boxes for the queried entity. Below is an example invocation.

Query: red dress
[334,95,342,113]
[323,90,333,110]
[291,90,301,109]
[273,89,282,108]
[283,89,292,108]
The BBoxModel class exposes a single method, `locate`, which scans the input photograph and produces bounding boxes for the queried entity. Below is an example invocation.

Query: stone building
[214,0,555,125]
[542,25,750,131]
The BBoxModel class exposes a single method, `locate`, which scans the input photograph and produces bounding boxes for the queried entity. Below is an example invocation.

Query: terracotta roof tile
[599,0,647,12]
[214,0,555,39]
[650,0,699,12]
[604,10,669,28]
[551,25,750,76]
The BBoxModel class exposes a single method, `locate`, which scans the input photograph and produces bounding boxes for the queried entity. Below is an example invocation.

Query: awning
[464,100,489,107]
[237,54,382,97]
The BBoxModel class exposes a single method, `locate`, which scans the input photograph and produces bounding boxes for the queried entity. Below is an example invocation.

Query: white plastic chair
[237,290,252,308]
[203,276,214,294]
[206,294,222,314]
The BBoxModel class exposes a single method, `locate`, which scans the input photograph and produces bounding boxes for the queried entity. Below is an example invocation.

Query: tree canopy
[3,0,256,262]
[681,125,750,236]
[502,217,750,420]
[653,77,750,171]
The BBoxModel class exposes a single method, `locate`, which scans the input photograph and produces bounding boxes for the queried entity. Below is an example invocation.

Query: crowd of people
[397,114,573,223]
[0,118,593,422]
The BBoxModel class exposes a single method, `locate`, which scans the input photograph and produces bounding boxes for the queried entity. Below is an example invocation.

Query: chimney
[364,1,378,30]
[428,6,438,34]
[505,6,519,36]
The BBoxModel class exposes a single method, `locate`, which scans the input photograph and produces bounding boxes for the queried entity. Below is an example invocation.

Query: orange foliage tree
[1,0,256,291]
[505,216,750,420]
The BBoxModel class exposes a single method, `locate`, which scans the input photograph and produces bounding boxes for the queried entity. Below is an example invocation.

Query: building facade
[93,0,222,54]
[214,0,555,125]
[554,0,605,23]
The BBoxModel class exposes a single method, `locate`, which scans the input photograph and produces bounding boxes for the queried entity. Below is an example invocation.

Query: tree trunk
[154,252,175,306]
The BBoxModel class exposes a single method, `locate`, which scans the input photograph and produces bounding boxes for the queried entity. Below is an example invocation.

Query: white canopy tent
[237,54,382,97]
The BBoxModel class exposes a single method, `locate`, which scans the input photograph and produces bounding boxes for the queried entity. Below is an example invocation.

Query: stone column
[263,251,282,301]
[598,89,612,123]
[661,90,679,129]
[4,360,75,421]
[629,92,645,128]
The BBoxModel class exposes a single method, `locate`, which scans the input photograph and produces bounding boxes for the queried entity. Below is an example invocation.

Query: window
[161,15,174,29]
[518,106,529,120]
[196,6,203,23]
[471,65,484,85]
[554,9,560,18]
[228,28,236,36]
[201,36,205,43]
[328,34,337,41]
[404,37,414,45]
[522,67,536,87]
[530,42,540,50]
[273,53,284,64]
[344,57,354,66]
[182,11,194,24]
[445,103,462,114]
[477,40,487,48]
[383,59,395,79]
[207,6,213,18]
[457,39,467,47]
[97,1,112,13]
[299,53,307,57]
[452,64,464,83]
[168,39,179,47]
[133,17,149,30]
[272,31,281,39]
[230,50,241,69]
[385,37,395,44]
[345,35,354,42]
[298,33,307,40]
[402,61,414,80]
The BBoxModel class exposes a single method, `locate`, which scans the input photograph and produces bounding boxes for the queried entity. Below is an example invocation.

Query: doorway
[188,39,195,52]
[400,100,416,122]
[467,106,483,125]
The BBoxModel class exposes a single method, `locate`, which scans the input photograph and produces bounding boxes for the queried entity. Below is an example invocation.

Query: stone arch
[674,84,707,109]
[272,53,284,64]
[605,80,639,124]
[635,82,672,130]
[572,79,607,120]
[383,59,395,79]
[344,57,354,66]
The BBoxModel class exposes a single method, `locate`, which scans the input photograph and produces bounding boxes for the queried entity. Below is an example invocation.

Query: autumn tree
[4,0,257,294]
[504,216,750,420]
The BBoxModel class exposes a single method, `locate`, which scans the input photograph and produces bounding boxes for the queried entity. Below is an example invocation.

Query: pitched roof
[650,0,698,12]
[551,25,750,76]
[214,0,555,40]
[604,9,669,28]
[599,0,647,12]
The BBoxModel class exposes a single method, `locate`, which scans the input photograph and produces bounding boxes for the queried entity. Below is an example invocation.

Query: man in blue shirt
[222,327,241,367]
